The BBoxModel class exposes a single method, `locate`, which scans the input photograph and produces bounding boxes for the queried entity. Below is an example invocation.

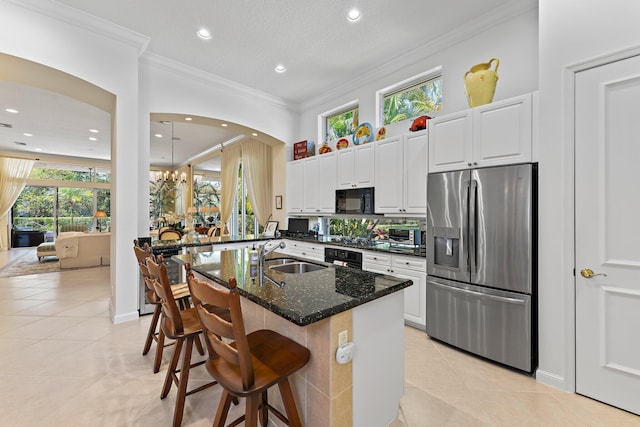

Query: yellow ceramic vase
[464,57,499,108]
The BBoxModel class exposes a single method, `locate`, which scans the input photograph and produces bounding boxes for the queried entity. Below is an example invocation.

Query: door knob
[580,268,607,278]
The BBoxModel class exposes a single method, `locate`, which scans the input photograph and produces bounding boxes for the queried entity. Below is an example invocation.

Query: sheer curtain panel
[220,144,242,231]
[0,157,35,249]
[241,138,272,225]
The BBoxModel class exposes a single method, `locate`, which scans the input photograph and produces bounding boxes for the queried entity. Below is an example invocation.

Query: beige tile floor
[1,247,639,426]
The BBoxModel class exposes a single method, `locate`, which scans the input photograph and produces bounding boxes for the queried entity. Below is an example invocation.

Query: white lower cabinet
[213,240,269,251]
[362,251,426,329]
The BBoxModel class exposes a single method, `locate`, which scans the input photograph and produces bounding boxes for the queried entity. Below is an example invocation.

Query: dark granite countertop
[172,248,412,327]
[146,233,425,258]
[149,235,271,250]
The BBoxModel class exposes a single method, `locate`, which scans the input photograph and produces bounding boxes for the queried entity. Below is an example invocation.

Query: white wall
[537,0,640,391]
[296,9,538,149]
[0,0,299,323]
[138,55,298,236]
[0,0,144,323]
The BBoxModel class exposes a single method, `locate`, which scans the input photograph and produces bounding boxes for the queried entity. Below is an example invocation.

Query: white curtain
[220,143,242,230]
[0,157,35,250]
[241,138,272,225]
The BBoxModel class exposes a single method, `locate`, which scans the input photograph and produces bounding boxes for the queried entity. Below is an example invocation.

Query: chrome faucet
[258,241,286,278]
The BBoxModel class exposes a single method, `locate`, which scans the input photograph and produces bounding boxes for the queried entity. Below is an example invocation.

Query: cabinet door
[473,93,532,167]
[391,267,426,329]
[316,152,337,213]
[302,157,318,212]
[403,131,428,214]
[374,136,403,213]
[428,111,472,173]
[354,143,375,187]
[362,252,392,274]
[287,160,304,213]
[287,241,324,262]
[336,148,356,189]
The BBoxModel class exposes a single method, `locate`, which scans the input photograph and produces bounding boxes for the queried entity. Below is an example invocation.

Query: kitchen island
[173,247,412,427]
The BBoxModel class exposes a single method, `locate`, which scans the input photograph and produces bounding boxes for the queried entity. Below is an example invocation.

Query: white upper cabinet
[427,111,473,172]
[428,93,533,173]
[288,153,337,215]
[316,152,337,213]
[374,136,403,213]
[302,157,319,212]
[374,131,427,215]
[337,143,375,189]
[403,132,428,213]
[287,159,304,214]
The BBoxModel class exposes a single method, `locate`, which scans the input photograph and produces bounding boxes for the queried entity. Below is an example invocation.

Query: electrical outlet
[338,330,348,346]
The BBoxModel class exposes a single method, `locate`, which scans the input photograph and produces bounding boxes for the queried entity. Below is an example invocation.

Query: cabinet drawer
[286,241,324,261]
[392,255,426,272]
[363,252,392,266]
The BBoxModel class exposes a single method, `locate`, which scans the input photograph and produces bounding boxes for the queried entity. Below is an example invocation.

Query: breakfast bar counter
[173,248,412,326]
[173,247,411,427]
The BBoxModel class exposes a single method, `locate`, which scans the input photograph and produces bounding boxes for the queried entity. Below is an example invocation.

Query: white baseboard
[110,302,139,324]
[535,369,566,391]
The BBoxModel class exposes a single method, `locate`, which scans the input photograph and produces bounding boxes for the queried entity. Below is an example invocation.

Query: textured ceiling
[1,0,527,168]
[52,0,516,104]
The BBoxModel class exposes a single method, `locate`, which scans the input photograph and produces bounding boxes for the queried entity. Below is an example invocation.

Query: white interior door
[575,54,640,415]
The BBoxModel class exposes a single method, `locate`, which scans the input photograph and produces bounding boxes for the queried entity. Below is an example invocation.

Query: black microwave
[335,187,375,215]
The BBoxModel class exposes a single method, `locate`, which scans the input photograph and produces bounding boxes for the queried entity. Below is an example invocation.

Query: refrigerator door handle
[427,280,527,305]
[469,179,478,274]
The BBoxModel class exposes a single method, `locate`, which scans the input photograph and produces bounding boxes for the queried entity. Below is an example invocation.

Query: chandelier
[157,121,187,184]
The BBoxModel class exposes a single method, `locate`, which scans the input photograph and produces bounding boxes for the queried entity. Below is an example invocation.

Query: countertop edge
[190,264,413,327]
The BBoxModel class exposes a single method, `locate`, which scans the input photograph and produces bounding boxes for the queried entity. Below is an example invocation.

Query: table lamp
[94,210,107,232]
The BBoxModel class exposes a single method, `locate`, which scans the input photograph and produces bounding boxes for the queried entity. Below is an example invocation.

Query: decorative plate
[336,138,349,150]
[353,122,374,145]
[318,142,332,154]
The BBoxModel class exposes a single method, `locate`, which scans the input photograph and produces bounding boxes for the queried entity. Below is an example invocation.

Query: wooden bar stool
[187,273,311,427]
[133,242,190,373]
[147,256,214,427]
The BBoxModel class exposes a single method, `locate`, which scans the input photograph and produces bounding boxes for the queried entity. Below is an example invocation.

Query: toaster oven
[388,228,421,246]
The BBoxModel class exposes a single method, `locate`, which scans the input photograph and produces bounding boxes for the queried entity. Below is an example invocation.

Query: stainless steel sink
[268,262,327,274]
[264,258,298,266]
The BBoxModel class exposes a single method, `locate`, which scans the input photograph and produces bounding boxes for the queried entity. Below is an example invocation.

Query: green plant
[149,180,180,223]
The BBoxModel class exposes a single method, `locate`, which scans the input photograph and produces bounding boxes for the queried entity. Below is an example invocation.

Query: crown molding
[5,0,150,55]
[298,0,538,112]
[140,52,295,113]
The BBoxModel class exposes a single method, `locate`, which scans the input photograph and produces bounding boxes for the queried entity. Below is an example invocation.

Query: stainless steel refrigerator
[426,164,537,373]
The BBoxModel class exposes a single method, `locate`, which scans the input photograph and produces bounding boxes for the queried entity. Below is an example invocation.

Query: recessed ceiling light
[155,133,163,138]
[5,108,19,114]
[89,137,97,141]
[34,148,42,152]
[197,28,212,40]
[185,117,192,121]
[23,133,32,137]
[347,9,361,22]
[252,132,258,137]
[274,64,287,73]
[221,123,228,127]
[89,129,99,133]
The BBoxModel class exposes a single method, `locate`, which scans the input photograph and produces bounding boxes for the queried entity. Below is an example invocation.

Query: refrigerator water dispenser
[433,227,460,269]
